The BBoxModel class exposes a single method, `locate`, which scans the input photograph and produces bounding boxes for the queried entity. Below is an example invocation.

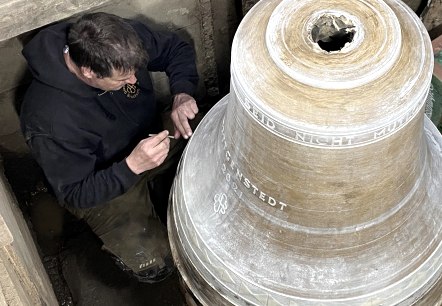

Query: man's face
[88,69,137,91]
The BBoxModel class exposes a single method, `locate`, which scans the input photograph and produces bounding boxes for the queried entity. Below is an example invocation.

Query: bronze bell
[168,0,442,304]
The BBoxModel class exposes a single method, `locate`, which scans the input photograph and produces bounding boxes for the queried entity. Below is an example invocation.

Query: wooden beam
[0,160,58,305]
[0,215,12,248]
[0,0,113,42]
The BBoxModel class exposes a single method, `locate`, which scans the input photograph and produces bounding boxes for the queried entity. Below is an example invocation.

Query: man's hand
[171,93,198,139]
[125,130,170,175]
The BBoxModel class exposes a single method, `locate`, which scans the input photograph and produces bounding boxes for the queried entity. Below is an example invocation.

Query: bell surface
[168,0,442,304]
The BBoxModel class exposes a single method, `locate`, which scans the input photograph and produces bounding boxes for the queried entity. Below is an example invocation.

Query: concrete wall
[0,0,239,158]
[0,36,31,156]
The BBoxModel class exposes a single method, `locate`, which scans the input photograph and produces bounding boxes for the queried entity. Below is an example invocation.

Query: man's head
[67,12,148,91]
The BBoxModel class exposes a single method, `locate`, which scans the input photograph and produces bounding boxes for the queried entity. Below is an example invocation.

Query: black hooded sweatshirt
[20,20,199,209]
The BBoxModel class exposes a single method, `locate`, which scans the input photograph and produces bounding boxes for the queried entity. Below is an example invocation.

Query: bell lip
[168,95,442,304]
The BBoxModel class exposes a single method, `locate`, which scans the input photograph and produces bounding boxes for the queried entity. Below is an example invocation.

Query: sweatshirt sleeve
[28,135,141,208]
[130,21,199,96]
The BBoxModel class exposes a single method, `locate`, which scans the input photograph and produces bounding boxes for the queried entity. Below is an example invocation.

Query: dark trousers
[65,132,185,274]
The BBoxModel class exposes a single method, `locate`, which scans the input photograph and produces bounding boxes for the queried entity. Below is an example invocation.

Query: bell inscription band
[168,0,442,304]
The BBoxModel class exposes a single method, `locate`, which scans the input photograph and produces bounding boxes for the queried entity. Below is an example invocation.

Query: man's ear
[80,67,96,79]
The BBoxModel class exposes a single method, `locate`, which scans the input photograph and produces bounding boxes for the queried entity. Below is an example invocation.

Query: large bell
[168,0,442,304]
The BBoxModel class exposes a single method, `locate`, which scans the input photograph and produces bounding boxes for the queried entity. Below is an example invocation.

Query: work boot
[108,251,175,284]
[132,253,175,283]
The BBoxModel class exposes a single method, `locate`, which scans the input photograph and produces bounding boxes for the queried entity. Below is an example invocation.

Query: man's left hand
[171,93,199,139]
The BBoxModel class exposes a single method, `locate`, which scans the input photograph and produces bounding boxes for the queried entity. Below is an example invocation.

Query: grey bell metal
[168,0,442,304]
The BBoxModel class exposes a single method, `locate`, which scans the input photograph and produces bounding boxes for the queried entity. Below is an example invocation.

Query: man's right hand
[125,130,170,175]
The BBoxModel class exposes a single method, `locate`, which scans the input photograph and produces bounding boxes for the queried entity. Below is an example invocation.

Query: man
[20,12,200,283]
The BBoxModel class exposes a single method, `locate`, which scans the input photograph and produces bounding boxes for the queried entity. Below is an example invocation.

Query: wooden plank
[0,215,12,248]
[0,0,113,42]
[0,252,36,305]
[0,161,58,305]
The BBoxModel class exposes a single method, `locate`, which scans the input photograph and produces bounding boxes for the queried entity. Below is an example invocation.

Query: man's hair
[67,12,148,78]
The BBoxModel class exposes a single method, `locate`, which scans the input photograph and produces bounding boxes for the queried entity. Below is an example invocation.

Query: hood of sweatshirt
[22,22,103,98]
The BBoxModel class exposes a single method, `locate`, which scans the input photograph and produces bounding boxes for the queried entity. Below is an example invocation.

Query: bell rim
[168,95,442,305]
